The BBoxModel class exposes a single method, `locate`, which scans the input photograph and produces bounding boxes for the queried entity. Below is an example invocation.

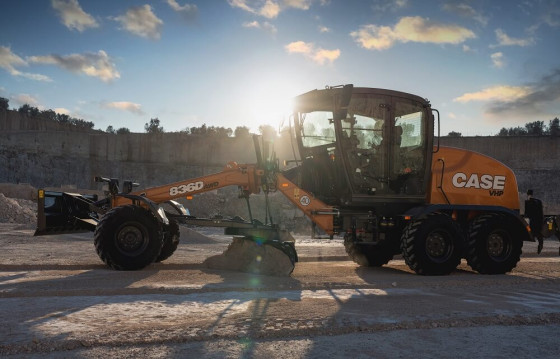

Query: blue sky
[1,0,559,135]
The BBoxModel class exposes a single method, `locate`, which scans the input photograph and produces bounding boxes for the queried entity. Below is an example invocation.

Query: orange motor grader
[35,84,532,275]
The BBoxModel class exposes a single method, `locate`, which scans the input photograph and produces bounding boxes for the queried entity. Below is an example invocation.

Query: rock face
[204,237,295,276]
[1,110,559,215]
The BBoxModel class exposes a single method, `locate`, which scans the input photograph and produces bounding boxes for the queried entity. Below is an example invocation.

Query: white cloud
[242,20,277,34]
[442,3,488,26]
[351,16,476,50]
[372,0,408,13]
[104,101,144,115]
[285,41,340,65]
[228,0,311,18]
[318,25,330,33]
[18,72,52,82]
[491,52,505,68]
[114,5,163,39]
[261,0,281,18]
[167,0,198,22]
[12,93,40,107]
[0,46,52,82]
[453,85,532,103]
[54,107,71,115]
[454,69,560,118]
[228,0,254,13]
[0,46,27,74]
[543,11,560,27]
[243,21,260,28]
[488,69,560,116]
[491,29,534,47]
[51,0,98,32]
[283,0,312,10]
[28,50,120,82]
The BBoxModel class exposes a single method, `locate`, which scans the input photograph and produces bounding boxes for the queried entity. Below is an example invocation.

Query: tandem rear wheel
[401,212,463,275]
[466,213,523,274]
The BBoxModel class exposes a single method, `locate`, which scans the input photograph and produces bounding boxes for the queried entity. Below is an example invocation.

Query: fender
[115,194,169,226]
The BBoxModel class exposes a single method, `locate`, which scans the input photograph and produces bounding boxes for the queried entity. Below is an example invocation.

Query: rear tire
[94,205,163,270]
[466,213,523,274]
[155,219,180,262]
[344,237,396,267]
[401,213,463,275]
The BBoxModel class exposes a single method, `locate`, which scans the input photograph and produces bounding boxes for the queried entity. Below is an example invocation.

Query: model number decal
[169,181,204,196]
[452,173,506,190]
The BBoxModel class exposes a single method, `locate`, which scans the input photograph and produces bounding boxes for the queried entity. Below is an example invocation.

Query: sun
[247,89,295,134]
[241,75,300,134]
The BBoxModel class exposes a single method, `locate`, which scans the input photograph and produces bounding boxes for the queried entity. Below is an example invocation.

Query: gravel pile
[204,236,296,276]
[0,193,37,226]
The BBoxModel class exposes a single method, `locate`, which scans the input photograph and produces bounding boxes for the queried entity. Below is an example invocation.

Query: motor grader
[35,84,533,275]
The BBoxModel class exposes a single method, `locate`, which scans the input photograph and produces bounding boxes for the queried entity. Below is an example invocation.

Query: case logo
[452,173,506,196]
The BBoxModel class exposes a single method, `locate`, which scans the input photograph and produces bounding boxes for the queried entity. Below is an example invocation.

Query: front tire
[155,219,180,262]
[94,205,163,270]
[466,213,523,274]
[401,213,463,275]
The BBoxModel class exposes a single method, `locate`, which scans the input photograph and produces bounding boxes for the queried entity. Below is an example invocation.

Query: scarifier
[35,85,533,275]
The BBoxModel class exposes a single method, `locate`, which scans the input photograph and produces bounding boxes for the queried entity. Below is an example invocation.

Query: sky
[1,0,559,136]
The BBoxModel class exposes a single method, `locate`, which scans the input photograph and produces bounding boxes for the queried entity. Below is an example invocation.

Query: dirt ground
[1,223,559,358]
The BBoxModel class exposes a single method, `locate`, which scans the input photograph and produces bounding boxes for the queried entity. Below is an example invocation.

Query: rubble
[204,236,295,276]
[0,192,36,226]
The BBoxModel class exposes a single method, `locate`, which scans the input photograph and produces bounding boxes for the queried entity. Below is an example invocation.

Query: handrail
[432,108,440,153]
[437,158,451,204]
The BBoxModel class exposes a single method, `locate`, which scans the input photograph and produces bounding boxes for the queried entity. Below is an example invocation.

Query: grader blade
[204,229,298,276]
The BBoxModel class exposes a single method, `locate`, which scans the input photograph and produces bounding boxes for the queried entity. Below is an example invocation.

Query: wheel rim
[486,230,511,261]
[425,230,452,262]
[115,223,149,256]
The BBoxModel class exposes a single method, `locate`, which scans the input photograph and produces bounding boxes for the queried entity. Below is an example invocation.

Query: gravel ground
[1,192,559,358]
[1,222,559,358]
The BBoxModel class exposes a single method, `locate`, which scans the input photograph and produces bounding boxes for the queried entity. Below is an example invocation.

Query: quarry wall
[1,109,559,214]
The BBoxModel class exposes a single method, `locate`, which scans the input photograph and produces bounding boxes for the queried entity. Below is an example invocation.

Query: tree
[525,121,545,135]
[208,125,232,137]
[549,118,560,137]
[447,131,462,137]
[117,127,130,134]
[0,97,8,111]
[258,124,277,140]
[71,118,94,129]
[234,126,251,138]
[144,118,164,133]
[18,104,38,117]
[40,109,57,121]
[496,126,527,136]
[188,124,207,135]
[106,125,116,134]
[56,113,70,124]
